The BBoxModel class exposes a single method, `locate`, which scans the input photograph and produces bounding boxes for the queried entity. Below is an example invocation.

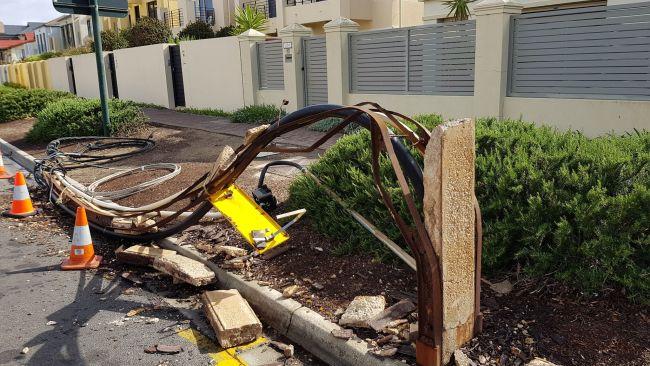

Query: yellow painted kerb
[177,328,267,365]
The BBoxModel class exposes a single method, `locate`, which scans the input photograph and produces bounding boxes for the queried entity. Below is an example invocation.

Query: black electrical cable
[257,160,305,188]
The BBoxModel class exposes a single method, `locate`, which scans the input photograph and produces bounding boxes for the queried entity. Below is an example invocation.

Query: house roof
[0,32,35,50]
[1,22,45,36]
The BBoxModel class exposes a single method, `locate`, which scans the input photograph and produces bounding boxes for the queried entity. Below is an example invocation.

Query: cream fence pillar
[238,29,267,107]
[473,0,523,118]
[324,17,359,105]
[279,23,312,112]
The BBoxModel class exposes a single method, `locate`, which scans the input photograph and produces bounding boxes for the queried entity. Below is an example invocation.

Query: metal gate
[302,36,327,106]
[67,58,77,95]
[108,53,119,99]
[169,45,186,107]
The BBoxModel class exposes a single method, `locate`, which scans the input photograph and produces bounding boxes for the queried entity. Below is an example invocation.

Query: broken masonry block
[202,289,263,348]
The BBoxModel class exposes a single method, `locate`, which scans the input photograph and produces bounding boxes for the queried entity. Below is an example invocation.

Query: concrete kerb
[0,137,404,366]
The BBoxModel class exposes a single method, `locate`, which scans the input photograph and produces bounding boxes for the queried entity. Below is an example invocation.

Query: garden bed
[1,118,647,366]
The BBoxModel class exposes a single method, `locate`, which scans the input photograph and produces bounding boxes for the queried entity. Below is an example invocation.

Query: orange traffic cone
[0,150,11,179]
[61,207,102,270]
[3,171,37,218]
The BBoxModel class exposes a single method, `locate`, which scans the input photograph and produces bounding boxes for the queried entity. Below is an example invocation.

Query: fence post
[473,0,523,119]
[324,17,359,106]
[238,29,267,107]
[279,23,312,112]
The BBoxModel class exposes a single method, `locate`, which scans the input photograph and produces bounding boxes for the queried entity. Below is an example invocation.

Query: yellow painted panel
[40,61,52,89]
[177,328,268,365]
[209,184,289,254]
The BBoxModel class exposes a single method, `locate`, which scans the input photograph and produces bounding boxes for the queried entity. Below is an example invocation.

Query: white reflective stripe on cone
[72,225,93,246]
[12,184,30,201]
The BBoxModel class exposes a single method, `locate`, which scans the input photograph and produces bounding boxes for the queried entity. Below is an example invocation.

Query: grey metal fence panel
[509,3,650,100]
[303,36,328,106]
[257,40,285,90]
[349,21,476,95]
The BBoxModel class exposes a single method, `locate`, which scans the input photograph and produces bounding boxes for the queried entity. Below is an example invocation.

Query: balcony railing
[285,0,326,6]
[241,0,277,18]
[163,9,183,28]
[195,5,216,25]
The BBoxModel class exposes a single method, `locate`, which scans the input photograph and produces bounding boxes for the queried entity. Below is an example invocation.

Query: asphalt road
[0,156,318,366]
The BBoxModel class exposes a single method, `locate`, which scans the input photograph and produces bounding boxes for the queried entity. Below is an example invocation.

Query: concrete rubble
[339,295,386,328]
[202,289,263,348]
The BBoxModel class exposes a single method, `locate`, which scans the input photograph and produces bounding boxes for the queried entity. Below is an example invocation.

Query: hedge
[0,87,75,123]
[27,98,148,142]
[289,116,649,302]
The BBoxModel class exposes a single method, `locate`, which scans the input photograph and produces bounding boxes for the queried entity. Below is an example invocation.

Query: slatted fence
[509,3,650,100]
[257,40,285,90]
[349,21,476,95]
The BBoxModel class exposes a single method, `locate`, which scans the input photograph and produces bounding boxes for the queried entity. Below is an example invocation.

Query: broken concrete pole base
[152,254,216,287]
[423,118,478,364]
[202,289,263,349]
[339,296,386,328]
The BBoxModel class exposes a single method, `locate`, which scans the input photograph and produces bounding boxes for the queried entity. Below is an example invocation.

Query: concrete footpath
[144,108,340,151]
[0,157,316,366]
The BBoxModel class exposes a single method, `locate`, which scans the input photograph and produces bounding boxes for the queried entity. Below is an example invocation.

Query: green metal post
[90,0,110,136]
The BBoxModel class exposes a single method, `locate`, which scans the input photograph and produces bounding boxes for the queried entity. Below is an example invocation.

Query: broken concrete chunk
[282,285,300,298]
[144,344,183,354]
[116,245,176,266]
[454,349,476,366]
[331,328,354,340]
[152,254,215,287]
[526,358,559,366]
[368,299,416,332]
[339,296,386,328]
[270,341,295,358]
[202,289,263,348]
[490,279,513,295]
[371,347,398,357]
[215,245,248,258]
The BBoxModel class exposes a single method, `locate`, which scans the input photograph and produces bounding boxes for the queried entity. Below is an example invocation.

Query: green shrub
[27,98,148,142]
[125,17,172,47]
[1,82,27,89]
[0,88,74,122]
[215,25,235,37]
[22,51,63,62]
[178,21,215,40]
[309,117,362,134]
[90,29,129,51]
[289,117,650,302]
[230,104,284,124]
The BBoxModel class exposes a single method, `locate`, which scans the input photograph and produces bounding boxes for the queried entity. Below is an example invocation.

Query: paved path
[144,108,340,151]
[0,157,320,366]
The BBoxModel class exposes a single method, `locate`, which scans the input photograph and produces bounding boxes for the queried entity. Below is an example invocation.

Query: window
[147,1,157,19]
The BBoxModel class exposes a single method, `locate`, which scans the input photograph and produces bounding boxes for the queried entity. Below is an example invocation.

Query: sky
[0,0,62,26]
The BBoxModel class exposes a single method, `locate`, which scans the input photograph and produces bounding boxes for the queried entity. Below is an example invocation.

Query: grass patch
[230,104,285,125]
[177,107,231,118]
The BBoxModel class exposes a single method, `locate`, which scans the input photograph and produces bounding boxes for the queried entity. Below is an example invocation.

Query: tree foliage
[178,20,215,40]
[232,5,268,35]
[125,17,172,47]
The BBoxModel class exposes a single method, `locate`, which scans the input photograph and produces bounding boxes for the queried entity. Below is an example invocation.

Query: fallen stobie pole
[34,103,482,366]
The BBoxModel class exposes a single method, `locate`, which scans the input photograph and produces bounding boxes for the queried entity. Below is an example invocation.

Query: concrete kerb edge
[0,138,36,173]
[0,137,404,366]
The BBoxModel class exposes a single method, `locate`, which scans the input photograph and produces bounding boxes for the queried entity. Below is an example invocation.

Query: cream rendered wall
[422,0,602,22]
[256,90,286,106]
[347,93,475,119]
[46,57,74,93]
[503,97,650,137]
[71,52,113,99]
[113,44,175,108]
[180,36,245,111]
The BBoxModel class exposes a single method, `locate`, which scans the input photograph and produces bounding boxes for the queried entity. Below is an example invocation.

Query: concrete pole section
[423,118,477,364]
[324,17,359,105]
[473,0,523,119]
[238,29,268,107]
[279,24,313,112]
